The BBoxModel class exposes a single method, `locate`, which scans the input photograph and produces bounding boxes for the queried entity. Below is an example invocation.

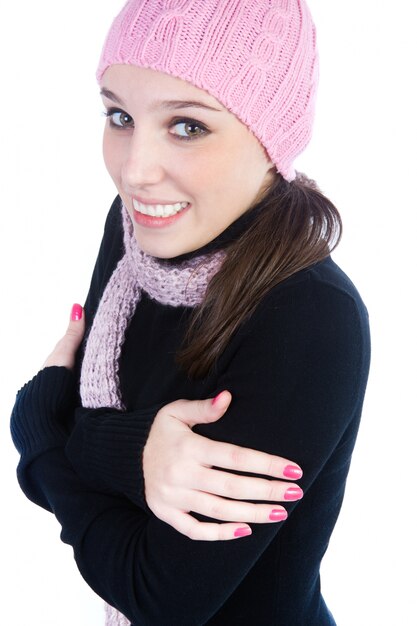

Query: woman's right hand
[142,391,303,541]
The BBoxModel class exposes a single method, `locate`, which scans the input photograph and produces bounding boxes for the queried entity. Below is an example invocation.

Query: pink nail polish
[234,527,252,538]
[211,392,223,406]
[284,487,303,501]
[283,465,303,479]
[269,509,288,522]
[71,304,83,322]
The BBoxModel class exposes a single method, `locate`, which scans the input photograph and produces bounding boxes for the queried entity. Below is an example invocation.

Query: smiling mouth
[132,199,190,218]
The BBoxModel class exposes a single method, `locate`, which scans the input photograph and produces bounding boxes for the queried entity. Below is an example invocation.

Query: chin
[133,234,187,259]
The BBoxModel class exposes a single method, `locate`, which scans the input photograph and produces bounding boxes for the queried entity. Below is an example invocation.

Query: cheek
[186,144,235,185]
[168,149,214,197]
[201,137,265,191]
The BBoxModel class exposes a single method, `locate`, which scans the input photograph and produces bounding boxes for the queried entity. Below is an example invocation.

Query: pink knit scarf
[80,203,224,625]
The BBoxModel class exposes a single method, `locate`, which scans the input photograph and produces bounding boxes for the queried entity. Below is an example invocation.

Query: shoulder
[207,257,370,458]
[248,256,369,333]
[236,257,370,385]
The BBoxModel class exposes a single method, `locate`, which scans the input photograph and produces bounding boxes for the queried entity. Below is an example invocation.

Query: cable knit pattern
[96,0,318,182]
[80,204,224,624]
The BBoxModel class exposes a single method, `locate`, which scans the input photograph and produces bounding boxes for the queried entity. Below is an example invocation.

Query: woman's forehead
[101,65,226,110]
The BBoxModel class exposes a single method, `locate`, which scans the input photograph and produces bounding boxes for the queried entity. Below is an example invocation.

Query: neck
[159,202,263,265]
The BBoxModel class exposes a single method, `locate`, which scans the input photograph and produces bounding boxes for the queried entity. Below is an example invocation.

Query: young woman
[10,1,370,624]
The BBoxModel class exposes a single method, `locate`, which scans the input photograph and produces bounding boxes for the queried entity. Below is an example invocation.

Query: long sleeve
[66,404,162,510]
[67,260,370,515]
[10,366,76,510]
[11,257,370,625]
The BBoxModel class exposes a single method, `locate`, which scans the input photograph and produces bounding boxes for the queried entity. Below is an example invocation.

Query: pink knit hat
[97,0,318,182]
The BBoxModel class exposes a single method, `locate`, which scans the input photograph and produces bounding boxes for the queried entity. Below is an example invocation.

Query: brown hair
[178,173,342,378]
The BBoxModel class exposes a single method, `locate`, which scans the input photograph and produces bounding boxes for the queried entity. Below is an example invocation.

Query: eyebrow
[100,88,126,105]
[155,99,223,112]
[100,88,222,112]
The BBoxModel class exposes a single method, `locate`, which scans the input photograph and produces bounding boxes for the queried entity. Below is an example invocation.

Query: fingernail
[283,465,303,479]
[211,392,224,406]
[71,303,83,322]
[269,509,288,522]
[284,487,303,501]
[234,527,252,538]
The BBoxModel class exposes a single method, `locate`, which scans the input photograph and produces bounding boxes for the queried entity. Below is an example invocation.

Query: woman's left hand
[43,304,85,370]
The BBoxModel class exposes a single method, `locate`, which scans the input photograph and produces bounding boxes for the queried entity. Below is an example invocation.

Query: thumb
[65,303,86,348]
[209,390,233,417]
[43,303,85,369]
[170,391,232,428]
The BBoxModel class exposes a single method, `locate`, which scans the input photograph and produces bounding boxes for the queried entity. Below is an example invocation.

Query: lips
[132,198,189,218]
[131,198,191,228]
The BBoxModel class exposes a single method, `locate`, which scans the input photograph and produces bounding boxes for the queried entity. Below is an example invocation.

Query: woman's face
[101,65,274,258]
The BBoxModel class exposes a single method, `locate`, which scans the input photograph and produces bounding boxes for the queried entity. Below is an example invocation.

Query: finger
[167,391,232,428]
[160,509,253,541]
[196,436,303,480]
[64,303,85,346]
[182,491,288,524]
[187,467,304,503]
[43,303,85,369]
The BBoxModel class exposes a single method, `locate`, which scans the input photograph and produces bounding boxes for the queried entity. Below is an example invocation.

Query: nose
[122,128,165,191]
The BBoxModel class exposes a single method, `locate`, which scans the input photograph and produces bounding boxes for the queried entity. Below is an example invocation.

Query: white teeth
[132,198,189,218]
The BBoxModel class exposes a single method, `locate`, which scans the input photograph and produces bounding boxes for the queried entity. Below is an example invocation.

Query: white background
[1,1,416,624]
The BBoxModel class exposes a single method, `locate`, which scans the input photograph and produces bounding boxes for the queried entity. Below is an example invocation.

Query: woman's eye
[105,109,134,128]
[170,120,208,140]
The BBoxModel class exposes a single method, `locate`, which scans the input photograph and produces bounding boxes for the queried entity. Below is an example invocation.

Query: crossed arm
[43,305,303,541]
[11,199,370,623]
[11,269,368,624]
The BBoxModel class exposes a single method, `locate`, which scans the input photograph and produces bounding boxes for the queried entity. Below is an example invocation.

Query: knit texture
[80,203,224,624]
[10,367,76,507]
[80,204,224,411]
[104,603,131,626]
[96,0,318,182]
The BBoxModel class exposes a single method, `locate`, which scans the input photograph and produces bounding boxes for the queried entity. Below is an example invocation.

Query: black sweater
[11,197,371,625]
